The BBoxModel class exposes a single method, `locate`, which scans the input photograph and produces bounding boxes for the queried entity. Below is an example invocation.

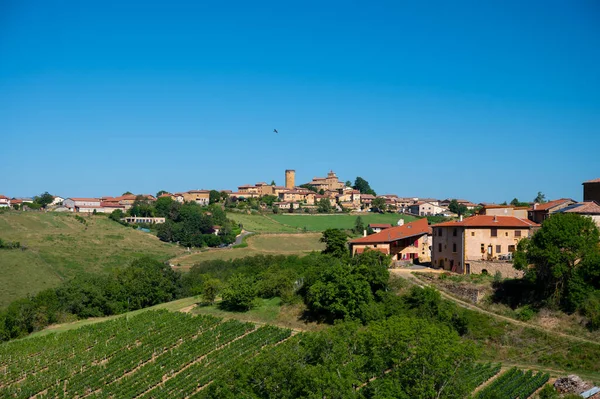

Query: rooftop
[583,178,600,184]
[350,218,431,244]
[560,201,600,215]
[531,198,575,212]
[434,215,539,228]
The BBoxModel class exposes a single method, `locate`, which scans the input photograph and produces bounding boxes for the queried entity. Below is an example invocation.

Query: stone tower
[285,169,295,189]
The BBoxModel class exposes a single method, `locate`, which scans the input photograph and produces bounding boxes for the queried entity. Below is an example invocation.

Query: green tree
[122,191,133,195]
[154,196,174,217]
[345,180,352,187]
[353,216,365,235]
[317,197,333,213]
[156,190,168,197]
[320,229,348,258]
[270,180,276,186]
[534,191,547,203]
[34,192,54,208]
[371,197,387,213]
[261,195,278,207]
[353,177,376,196]
[448,199,467,216]
[300,183,318,193]
[209,190,221,204]
[220,274,258,311]
[510,198,520,206]
[514,213,600,311]
[201,278,222,304]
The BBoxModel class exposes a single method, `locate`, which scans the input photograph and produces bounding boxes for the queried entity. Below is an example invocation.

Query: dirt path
[391,269,600,347]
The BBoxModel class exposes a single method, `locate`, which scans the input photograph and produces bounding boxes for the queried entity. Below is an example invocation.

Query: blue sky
[1,0,599,202]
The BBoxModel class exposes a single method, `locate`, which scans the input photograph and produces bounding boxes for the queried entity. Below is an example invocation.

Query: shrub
[515,305,536,321]
[220,274,258,311]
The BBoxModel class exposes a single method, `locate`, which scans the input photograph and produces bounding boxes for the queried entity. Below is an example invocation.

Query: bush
[515,305,536,321]
[581,291,600,330]
[220,274,258,311]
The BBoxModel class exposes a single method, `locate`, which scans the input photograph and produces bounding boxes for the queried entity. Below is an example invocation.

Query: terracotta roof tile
[531,198,575,212]
[433,215,538,228]
[0,195,8,200]
[69,198,101,202]
[584,178,600,184]
[368,223,392,229]
[350,218,431,244]
[561,201,600,215]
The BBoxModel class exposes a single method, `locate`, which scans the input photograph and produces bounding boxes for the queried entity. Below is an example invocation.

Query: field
[0,211,182,308]
[228,212,418,233]
[171,233,324,268]
[0,310,292,398]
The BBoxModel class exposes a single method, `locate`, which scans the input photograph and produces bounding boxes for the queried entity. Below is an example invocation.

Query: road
[234,230,254,246]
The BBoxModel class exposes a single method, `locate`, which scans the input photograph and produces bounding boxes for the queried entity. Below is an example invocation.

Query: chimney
[363,229,367,237]
[493,215,497,222]
[533,203,538,210]
[459,215,463,222]
[397,218,404,226]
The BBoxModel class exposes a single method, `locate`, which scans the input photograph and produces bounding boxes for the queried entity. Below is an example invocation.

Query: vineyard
[473,367,550,399]
[0,311,554,399]
[0,310,291,398]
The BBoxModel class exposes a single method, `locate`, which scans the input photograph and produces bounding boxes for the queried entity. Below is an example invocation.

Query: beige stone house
[304,170,345,192]
[479,205,529,219]
[349,218,432,262]
[431,215,539,276]
[182,190,211,205]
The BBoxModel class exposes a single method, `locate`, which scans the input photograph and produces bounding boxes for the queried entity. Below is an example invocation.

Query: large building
[349,218,432,263]
[304,170,344,192]
[63,197,102,212]
[432,215,539,276]
[583,178,600,203]
[527,198,576,224]
[285,170,295,189]
[182,190,210,205]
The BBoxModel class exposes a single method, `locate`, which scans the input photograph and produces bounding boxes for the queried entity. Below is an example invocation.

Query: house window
[515,230,521,237]
[453,228,457,237]
[508,245,516,252]
[471,232,475,236]
[481,244,485,253]
[505,232,509,237]
[496,245,501,253]
[452,243,457,253]
[438,243,442,252]
[491,228,498,237]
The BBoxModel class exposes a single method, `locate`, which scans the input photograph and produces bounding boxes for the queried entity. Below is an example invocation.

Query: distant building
[182,190,210,205]
[583,178,600,203]
[0,195,10,207]
[432,215,539,276]
[528,198,576,224]
[50,196,64,206]
[121,216,166,224]
[368,223,392,233]
[479,205,529,219]
[63,198,102,212]
[303,170,345,192]
[285,170,295,189]
[408,201,448,216]
[349,218,432,263]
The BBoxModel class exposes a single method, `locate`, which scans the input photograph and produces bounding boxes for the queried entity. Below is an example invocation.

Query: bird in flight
[273,129,278,134]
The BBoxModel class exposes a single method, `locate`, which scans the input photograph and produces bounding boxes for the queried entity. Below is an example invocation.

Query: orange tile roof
[433,215,538,228]
[368,223,392,228]
[0,195,8,200]
[355,247,390,255]
[584,178,600,184]
[350,218,431,244]
[100,202,125,208]
[531,198,575,212]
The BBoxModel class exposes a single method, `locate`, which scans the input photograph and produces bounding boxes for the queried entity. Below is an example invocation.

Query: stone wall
[467,260,523,278]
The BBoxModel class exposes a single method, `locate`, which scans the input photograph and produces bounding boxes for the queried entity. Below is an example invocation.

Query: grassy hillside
[228,212,419,232]
[0,211,182,308]
[171,233,324,268]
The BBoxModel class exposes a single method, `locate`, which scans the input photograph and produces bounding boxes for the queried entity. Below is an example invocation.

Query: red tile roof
[355,247,390,255]
[368,223,392,229]
[434,215,538,228]
[0,195,8,200]
[584,178,600,184]
[350,218,431,244]
[100,202,125,208]
[531,198,575,212]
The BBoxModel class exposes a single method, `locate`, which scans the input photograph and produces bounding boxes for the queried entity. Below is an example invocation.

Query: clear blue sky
[1,0,599,202]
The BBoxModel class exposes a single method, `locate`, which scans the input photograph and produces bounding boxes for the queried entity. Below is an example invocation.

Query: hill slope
[0,211,182,308]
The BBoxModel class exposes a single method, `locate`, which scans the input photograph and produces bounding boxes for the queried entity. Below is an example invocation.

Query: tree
[201,278,222,304]
[317,198,333,213]
[345,180,352,187]
[34,192,54,208]
[320,229,348,258]
[514,213,600,311]
[353,177,376,196]
[154,196,174,217]
[270,180,276,186]
[209,190,221,204]
[300,184,318,193]
[156,190,168,197]
[448,199,467,216]
[220,274,258,311]
[510,198,520,206]
[533,191,547,203]
[371,197,387,213]
[353,216,365,235]
[122,191,133,195]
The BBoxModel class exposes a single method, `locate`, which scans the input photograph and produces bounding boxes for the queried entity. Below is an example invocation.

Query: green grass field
[171,233,324,268]
[0,211,182,308]
[269,212,418,231]
[228,211,419,233]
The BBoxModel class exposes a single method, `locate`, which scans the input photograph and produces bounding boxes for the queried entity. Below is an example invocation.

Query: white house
[51,196,65,206]
[0,195,10,207]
